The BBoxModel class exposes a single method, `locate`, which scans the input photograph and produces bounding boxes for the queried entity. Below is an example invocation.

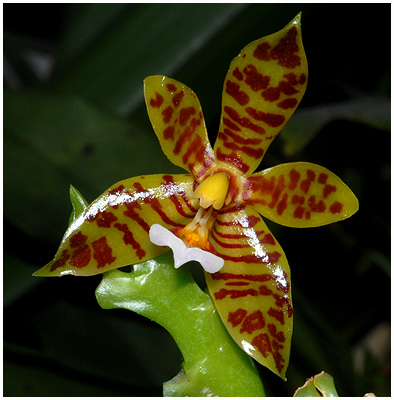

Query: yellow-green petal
[205,204,292,379]
[34,174,198,277]
[240,162,359,228]
[214,12,307,175]
[144,75,217,182]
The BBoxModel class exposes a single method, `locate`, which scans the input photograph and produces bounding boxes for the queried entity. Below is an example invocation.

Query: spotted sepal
[214,12,307,175]
[34,174,198,277]
[205,204,292,379]
[240,162,359,228]
[144,75,217,182]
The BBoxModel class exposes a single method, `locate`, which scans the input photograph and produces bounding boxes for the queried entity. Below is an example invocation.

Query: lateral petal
[205,204,292,379]
[144,75,216,181]
[214,13,307,175]
[240,162,359,227]
[34,174,198,277]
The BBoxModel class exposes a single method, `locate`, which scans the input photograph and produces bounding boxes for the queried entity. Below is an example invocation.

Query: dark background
[4,3,390,396]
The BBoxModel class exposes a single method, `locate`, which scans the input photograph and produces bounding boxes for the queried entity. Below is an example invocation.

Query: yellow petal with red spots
[240,162,359,228]
[144,75,217,182]
[205,204,292,379]
[214,12,307,175]
[34,174,198,277]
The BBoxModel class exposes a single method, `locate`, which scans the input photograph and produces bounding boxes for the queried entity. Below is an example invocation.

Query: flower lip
[149,224,224,273]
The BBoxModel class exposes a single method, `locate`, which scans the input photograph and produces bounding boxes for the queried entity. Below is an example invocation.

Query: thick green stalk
[95,251,265,396]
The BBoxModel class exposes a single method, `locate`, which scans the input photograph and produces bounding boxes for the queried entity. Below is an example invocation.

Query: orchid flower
[34,13,358,379]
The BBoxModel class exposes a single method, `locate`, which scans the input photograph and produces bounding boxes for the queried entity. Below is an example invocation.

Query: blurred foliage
[4,3,390,397]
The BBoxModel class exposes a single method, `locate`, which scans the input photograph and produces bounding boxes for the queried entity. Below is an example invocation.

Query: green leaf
[50,3,248,117]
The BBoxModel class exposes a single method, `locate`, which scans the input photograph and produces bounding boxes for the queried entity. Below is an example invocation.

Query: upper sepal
[241,162,359,228]
[144,75,216,181]
[34,174,198,277]
[214,13,307,175]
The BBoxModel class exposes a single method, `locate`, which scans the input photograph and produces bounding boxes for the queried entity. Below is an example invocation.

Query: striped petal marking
[240,162,359,228]
[214,13,307,175]
[35,13,359,381]
[34,174,198,277]
[144,75,217,182]
[205,204,292,379]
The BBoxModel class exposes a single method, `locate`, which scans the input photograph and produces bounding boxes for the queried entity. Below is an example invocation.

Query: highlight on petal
[144,75,216,182]
[240,162,359,228]
[34,174,199,277]
[214,12,308,175]
[149,224,224,274]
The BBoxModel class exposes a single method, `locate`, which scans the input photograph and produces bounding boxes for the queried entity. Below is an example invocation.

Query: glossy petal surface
[240,162,359,227]
[205,204,292,379]
[144,75,216,181]
[214,13,307,175]
[34,174,198,276]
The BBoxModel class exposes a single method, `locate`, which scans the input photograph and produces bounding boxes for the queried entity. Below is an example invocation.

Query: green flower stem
[95,251,265,397]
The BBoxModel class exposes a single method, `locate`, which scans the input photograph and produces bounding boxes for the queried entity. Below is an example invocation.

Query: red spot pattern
[308,195,326,213]
[323,184,337,198]
[269,27,300,69]
[252,333,273,360]
[276,192,288,215]
[240,310,266,334]
[114,222,146,259]
[253,42,271,61]
[226,80,250,106]
[69,244,91,268]
[288,168,301,190]
[92,237,116,269]
[216,147,250,174]
[50,249,70,272]
[220,135,264,159]
[162,106,173,123]
[330,201,343,214]
[69,231,88,248]
[214,288,259,300]
[226,281,250,286]
[69,232,91,269]
[243,64,270,92]
[300,169,316,194]
[228,308,247,327]
[318,172,329,184]
[212,271,289,295]
[172,91,184,108]
[150,92,164,108]
[268,323,285,342]
[223,117,241,131]
[245,107,285,128]
[253,27,300,69]
[163,126,175,140]
[166,83,177,92]
[224,106,265,135]
[88,211,118,228]
[262,79,299,102]
[267,307,285,325]
[233,67,244,81]
[219,128,262,146]
[277,98,298,109]
[179,106,196,126]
